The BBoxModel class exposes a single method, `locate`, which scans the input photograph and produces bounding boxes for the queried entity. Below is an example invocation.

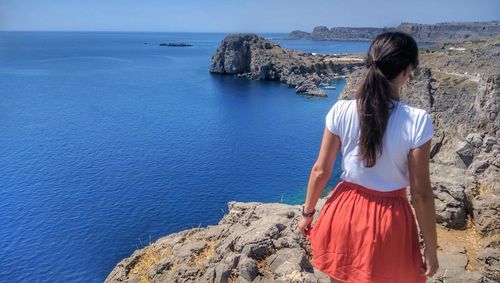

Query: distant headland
[287,20,500,42]
[209,33,365,97]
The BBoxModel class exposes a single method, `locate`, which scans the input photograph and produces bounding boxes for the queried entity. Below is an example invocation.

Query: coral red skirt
[305,180,426,283]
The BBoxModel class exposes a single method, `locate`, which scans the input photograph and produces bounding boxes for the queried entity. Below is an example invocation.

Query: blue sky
[1,0,499,32]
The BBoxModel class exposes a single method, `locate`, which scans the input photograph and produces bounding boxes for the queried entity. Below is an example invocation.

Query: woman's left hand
[298,215,314,237]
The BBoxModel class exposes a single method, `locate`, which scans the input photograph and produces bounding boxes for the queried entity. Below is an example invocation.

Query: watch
[302,206,316,217]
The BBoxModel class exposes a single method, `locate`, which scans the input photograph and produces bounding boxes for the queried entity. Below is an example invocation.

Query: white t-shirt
[325,99,434,191]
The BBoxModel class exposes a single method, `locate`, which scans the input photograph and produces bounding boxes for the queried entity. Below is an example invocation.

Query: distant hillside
[288,20,500,42]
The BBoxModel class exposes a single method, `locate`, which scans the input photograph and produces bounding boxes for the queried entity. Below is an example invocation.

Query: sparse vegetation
[256,257,274,279]
[128,242,174,283]
[228,267,239,283]
[283,270,308,282]
[477,182,493,196]
[129,246,161,283]
[189,237,218,271]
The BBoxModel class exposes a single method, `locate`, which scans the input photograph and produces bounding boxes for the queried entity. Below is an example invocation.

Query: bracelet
[302,205,315,217]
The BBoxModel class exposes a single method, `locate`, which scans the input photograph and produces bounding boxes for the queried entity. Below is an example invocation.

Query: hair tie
[367,59,379,68]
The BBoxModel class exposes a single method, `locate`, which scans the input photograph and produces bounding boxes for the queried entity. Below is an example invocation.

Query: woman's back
[325,99,434,191]
[302,31,438,282]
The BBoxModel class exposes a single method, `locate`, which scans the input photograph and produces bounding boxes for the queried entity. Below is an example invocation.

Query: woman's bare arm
[303,127,341,212]
[408,139,439,276]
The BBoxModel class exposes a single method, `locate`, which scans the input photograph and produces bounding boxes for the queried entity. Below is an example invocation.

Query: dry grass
[256,257,274,279]
[283,270,307,282]
[477,182,493,196]
[127,229,214,283]
[129,244,174,283]
[130,246,161,283]
[437,218,484,271]
[188,237,218,272]
[228,267,239,283]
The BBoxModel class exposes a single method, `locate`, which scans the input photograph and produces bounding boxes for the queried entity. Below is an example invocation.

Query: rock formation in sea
[106,36,499,282]
[159,42,193,47]
[288,20,500,42]
[209,33,365,97]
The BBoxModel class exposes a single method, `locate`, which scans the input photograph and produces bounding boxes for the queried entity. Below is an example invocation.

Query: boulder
[472,193,500,235]
[432,245,484,282]
[477,238,500,281]
[429,164,468,229]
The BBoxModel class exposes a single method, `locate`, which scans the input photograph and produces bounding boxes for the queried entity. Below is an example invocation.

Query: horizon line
[0,29,292,34]
[2,19,498,34]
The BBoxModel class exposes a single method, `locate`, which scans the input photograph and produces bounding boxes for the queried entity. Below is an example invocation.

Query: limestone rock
[473,193,500,235]
[267,248,309,276]
[477,238,500,281]
[210,33,365,97]
[428,164,468,228]
[210,33,257,74]
[432,245,484,282]
[237,256,259,281]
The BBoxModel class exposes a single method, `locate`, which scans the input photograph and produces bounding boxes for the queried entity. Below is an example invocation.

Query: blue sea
[0,31,382,282]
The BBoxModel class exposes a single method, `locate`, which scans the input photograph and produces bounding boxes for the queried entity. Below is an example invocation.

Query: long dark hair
[356,31,419,167]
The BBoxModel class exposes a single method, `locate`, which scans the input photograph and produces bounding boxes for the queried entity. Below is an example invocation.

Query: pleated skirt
[305,180,426,283]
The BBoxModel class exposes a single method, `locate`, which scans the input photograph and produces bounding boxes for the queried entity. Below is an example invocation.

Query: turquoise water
[0,31,371,282]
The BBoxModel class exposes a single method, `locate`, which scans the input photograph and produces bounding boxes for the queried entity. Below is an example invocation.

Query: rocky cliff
[209,33,365,97]
[106,36,499,282]
[288,21,500,42]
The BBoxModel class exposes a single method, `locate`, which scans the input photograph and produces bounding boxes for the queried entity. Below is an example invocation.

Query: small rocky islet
[106,30,499,282]
[159,42,193,47]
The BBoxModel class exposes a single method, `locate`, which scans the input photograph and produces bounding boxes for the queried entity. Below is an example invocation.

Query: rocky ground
[106,35,499,282]
[105,198,498,283]
[209,33,365,97]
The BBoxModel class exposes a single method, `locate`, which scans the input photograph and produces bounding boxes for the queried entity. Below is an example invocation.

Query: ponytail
[355,31,419,167]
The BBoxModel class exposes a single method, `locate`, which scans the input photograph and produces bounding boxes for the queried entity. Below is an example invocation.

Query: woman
[298,31,439,283]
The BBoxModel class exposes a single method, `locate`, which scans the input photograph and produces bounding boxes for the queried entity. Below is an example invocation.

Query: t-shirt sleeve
[325,101,341,136]
[410,111,434,149]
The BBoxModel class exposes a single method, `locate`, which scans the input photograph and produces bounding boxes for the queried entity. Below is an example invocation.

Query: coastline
[209,33,366,97]
[287,20,500,42]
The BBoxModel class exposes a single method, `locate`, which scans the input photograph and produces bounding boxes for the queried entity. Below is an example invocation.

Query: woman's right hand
[422,247,439,277]
[298,215,314,237]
